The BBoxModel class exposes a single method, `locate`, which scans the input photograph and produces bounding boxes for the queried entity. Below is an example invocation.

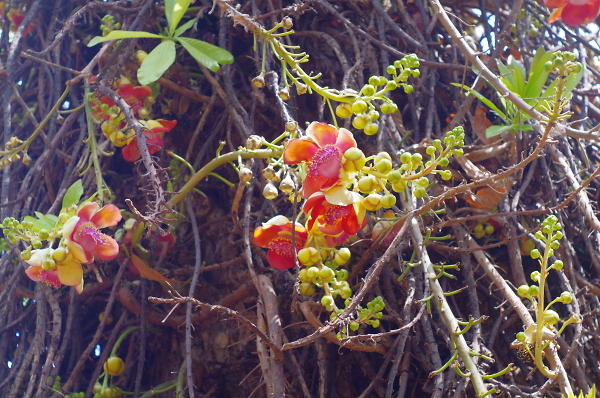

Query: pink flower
[303,187,367,236]
[544,0,600,25]
[253,216,308,270]
[24,248,85,293]
[62,203,122,264]
[284,122,357,198]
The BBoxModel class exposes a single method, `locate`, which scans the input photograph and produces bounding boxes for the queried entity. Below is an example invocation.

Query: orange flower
[24,248,85,293]
[121,119,177,162]
[284,122,357,198]
[62,203,122,264]
[303,187,367,236]
[253,216,308,270]
[544,0,600,25]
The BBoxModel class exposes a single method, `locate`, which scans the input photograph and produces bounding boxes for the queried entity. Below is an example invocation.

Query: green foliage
[88,0,233,84]
[62,179,83,209]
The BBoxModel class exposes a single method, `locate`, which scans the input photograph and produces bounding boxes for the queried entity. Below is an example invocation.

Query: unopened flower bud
[517,285,530,297]
[391,180,407,193]
[363,122,379,136]
[319,267,335,283]
[263,182,278,200]
[42,259,56,271]
[560,291,573,304]
[32,240,42,249]
[321,295,333,307]
[299,268,311,283]
[528,285,539,296]
[336,103,353,119]
[285,120,298,133]
[135,50,148,65]
[351,100,368,114]
[530,249,541,259]
[22,153,32,165]
[515,331,526,342]
[380,194,396,209]
[281,16,293,30]
[334,247,351,265]
[375,158,393,174]
[364,194,382,211]
[358,175,377,193]
[279,175,295,193]
[246,135,263,150]
[552,260,564,270]
[298,247,320,266]
[299,282,315,296]
[306,266,319,280]
[52,247,67,262]
[38,229,49,240]
[352,114,369,130]
[344,147,365,162]
[104,356,126,376]
[262,166,276,180]
[544,309,560,325]
[278,88,290,101]
[239,167,253,183]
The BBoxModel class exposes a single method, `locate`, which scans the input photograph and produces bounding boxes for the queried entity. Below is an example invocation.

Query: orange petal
[78,202,99,222]
[25,265,43,282]
[130,254,179,284]
[67,240,91,264]
[90,204,122,228]
[306,122,338,147]
[57,261,83,286]
[92,235,120,260]
[548,7,563,23]
[284,139,319,164]
[253,225,286,248]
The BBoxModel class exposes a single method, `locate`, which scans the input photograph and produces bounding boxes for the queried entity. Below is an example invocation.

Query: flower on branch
[284,122,357,198]
[544,0,600,26]
[253,216,308,270]
[121,119,177,162]
[25,248,85,293]
[303,187,367,236]
[62,202,122,264]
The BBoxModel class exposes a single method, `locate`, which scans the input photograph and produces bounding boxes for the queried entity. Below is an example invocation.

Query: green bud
[426,146,436,156]
[299,283,315,296]
[369,75,380,86]
[386,81,398,91]
[336,269,349,280]
[358,175,378,193]
[307,266,319,280]
[352,114,370,130]
[321,295,333,307]
[544,309,560,325]
[391,180,407,193]
[362,84,376,96]
[377,76,388,86]
[517,285,530,297]
[368,110,380,121]
[412,70,420,78]
[350,321,360,331]
[375,158,393,174]
[363,122,379,136]
[319,267,335,283]
[340,286,352,299]
[439,158,450,167]
[552,260,564,270]
[21,249,32,261]
[387,170,401,184]
[530,271,541,282]
[560,291,573,304]
[403,85,414,94]
[370,319,380,328]
[413,187,427,198]
[32,240,42,249]
[42,259,56,271]
[516,332,526,342]
[484,224,495,235]
[336,103,353,119]
[530,249,541,259]
[528,285,539,296]
[380,103,398,114]
[386,65,396,75]
[400,152,412,164]
[344,147,365,162]
[380,194,396,208]
[351,100,368,114]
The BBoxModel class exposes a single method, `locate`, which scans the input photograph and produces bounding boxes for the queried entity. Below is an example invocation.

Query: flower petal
[26,248,53,267]
[57,261,84,287]
[122,138,140,162]
[302,173,330,198]
[67,240,91,263]
[90,204,122,229]
[334,128,357,153]
[324,186,354,206]
[561,1,600,25]
[548,7,564,22]
[284,139,319,164]
[254,225,286,248]
[267,248,296,270]
[92,235,120,260]
[25,265,44,282]
[77,202,99,223]
[544,0,568,7]
[306,122,338,147]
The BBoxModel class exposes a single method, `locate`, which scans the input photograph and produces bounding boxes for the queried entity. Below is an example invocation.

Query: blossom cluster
[4,203,122,293]
[89,76,177,161]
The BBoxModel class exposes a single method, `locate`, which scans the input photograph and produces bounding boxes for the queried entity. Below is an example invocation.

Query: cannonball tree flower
[303,186,367,236]
[62,202,122,264]
[24,248,85,293]
[284,122,357,198]
[544,0,600,26]
[121,119,177,162]
[253,216,308,270]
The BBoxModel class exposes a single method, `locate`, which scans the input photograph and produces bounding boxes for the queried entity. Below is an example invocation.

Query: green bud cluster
[100,14,121,37]
[334,54,419,136]
[298,247,352,302]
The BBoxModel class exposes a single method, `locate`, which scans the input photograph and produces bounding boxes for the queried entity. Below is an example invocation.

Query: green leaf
[88,30,164,47]
[137,40,176,85]
[176,37,233,72]
[173,19,195,37]
[62,179,83,209]
[523,46,552,102]
[451,83,508,123]
[509,58,526,96]
[496,59,515,92]
[24,212,58,232]
[486,125,512,138]
[165,0,191,36]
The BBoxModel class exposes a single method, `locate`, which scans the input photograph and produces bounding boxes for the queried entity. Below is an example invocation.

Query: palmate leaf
[176,37,233,72]
[137,40,177,85]
[88,30,164,47]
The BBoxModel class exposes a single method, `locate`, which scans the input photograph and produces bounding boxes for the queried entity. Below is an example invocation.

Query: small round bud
[306,266,319,280]
[530,249,541,259]
[385,81,397,91]
[42,259,56,271]
[515,332,526,342]
[413,187,427,198]
[391,180,407,193]
[103,388,122,398]
[400,153,412,164]
[375,158,392,174]
[281,16,293,30]
[530,271,541,282]
[358,175,378,193]
[344,147,365,162]
[517,285,530,297]
[552,260,564,270]
[361,84,376,96]
[336,103,353,118]
[352,114,370,130]
[38,229,50,240]
[52,247,68,263]
[368,110,380,121]
[321,295,333,307]
[298,247,319,266]
[334,248,351,265]
[364,122,379,136]
[319,267,335,283]
[387,170,401,184]
[544,309,560,325]
[403,85,414,94]
[263,183,278,200]
[380,103,398,114]
[560,291,573,304]
[299,268,311,283]
[238,167,253,183]
[340,286,352,299]
[351,100,368,114]
[350,321,360,331]
[135,50,148,65]
[528,285,539,296]
[544,60,554,72]
[336,269,349,281]
[370,319,380,328]
[299,283,315,296]
[369,75,380,86]
[380,194,396,209]
[484,224,495,235]
[246,135,263,150]
[364,194,382,211]
[285,120,298,133]
[104,356,126,376]
[32,240,42,249]
[21,249,32,261]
